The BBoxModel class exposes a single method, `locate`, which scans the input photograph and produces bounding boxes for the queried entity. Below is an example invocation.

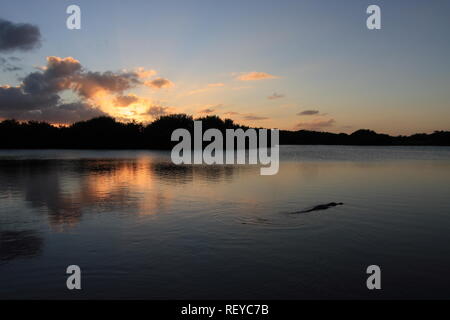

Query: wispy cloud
[295,118,335,130]
[199,108,215,114]
[267,92,285,100]
[231,86,253,91]
[297,110,320,116]
[242,114,269,121]
[188,83,225,95]
[197,104,223,114]
[223,111,240,116]
[207,83,225,88]
[236,71,279,81]
[0,56,22,72]
[220,111,268,121]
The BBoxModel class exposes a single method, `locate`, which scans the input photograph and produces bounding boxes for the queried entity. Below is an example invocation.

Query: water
[1,146,450,299]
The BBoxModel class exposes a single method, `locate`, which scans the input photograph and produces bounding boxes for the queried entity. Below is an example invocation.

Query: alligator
[293,202,344,214]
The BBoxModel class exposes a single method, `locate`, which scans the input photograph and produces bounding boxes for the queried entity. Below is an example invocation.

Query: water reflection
[0,157,247,231]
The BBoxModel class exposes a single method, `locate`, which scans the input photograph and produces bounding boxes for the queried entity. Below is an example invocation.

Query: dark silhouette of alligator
[292,202,344,214]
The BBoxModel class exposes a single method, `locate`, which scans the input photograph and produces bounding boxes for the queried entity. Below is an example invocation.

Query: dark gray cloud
[21,57,82,95]
[297,110,319,116]
[0,85,104,124]
[0,19,41,52]
[0,85,59,111]
[45,56,82,78]
[20,102,107,124]
[21,57,143,98]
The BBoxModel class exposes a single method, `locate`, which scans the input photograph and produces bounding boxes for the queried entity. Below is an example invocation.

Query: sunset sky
[1,0,450,134]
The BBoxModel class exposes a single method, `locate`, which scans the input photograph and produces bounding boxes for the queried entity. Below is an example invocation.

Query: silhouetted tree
[0,115,449,149]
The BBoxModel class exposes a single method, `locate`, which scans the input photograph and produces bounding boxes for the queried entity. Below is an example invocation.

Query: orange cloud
[236,72,279,81]
[0,55,179,124]
[134,67,157,79]
[114,94,139,107]
[207,83,225,87]
[188,83,225,95]
[223,111,240,116]
[295,118,335,131]
[222,111,269,121]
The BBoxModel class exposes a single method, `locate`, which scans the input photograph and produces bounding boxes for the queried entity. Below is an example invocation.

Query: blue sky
[1,0,450,134]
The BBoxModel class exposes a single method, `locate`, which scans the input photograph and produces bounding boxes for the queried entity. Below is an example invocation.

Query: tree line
[0,115,449,149]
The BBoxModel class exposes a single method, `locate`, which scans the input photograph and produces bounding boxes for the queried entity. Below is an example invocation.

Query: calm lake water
[1,146,450,299]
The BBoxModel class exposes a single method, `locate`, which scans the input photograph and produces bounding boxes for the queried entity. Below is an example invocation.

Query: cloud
[295,118,335,130]
[222,111,270,121]
[196,103,224,114]
[73,71,139,98]
[297,110,319,116]
[231,86,252,90]
[236,72,279,81]
[21,56,82,95]
[223,111,240,116]
[133,67,157,79]
[0,57,21,72]
[187,83,225,95]
[208,83,224,87]
[0,19,41,52]
[19,102,107,124]
[145,105,169,118]
[145,77,173,89]
[188,88,209,95]
[199,108,215,114]
[267,92,284,100]
[114,95,139,107]
[2,65,21,72]
[28,57,170,99]
[242,114,269,121]
[0,55,174,123]
[23,57,152,98]
[0,83,104,123]
[0,85,59,112]
[45,56,82,77]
